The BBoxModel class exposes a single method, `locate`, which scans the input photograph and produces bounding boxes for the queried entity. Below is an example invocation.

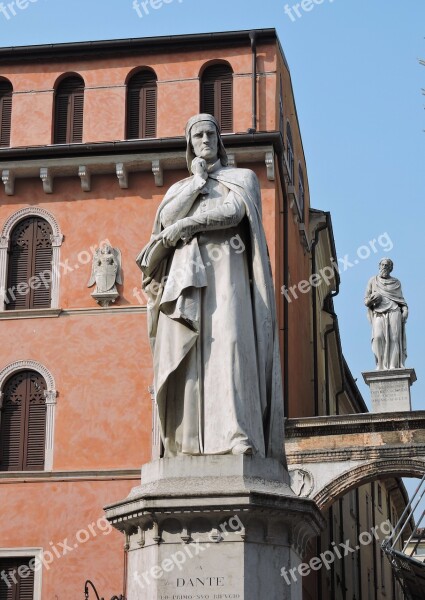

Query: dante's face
[190,121,219,162]
[379,260,392,278]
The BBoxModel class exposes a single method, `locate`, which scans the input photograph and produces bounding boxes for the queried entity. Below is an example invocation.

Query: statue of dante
[137,114,284,460]
[365,258,408,370]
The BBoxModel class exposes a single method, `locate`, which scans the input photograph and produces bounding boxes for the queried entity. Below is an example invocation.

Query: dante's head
[379,258,394,278]
[185,114,228,172]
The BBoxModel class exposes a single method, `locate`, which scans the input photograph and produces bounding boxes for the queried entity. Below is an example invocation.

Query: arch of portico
[285,411,425,510]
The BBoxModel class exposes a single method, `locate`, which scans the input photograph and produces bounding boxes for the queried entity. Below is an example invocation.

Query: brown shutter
[143,86,157,138]
[0,80,12,147]
[0,559,16,600]
[0,558,35,600]
[0,372,26,470]
[54,94,70,144]
[54,76,84,144]
[0,95,12,147]
[23,372,47,471]
[71,90,84,143]
[127,70,157,139]
[6,218,33,311]
[31,218,53,309]
[6,217,52,311]
[18,567,35,600]
[218,79,233,133]
[201,64,233,133]
[0,371,46,472]
[201,80,215,117]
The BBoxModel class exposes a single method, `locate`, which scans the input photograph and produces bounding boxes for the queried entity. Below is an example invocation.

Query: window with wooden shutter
[126,70,157,139]
[201,64,233,133]
[0,79,13,147]
[0,557,35,599]
[286,122,294,183]
[0,371,47,472]
[298,164,305,221]
[6,217,53,311]
[54,75,84,144]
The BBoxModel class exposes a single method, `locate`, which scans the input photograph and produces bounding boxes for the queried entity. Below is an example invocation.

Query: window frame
[200,62,234,134]
[53,75,85,145]
[297,162,305,222]
[0,78,13,148]
[0,361,57,472]
[126,69,158,140]
[0,207,63,312]
[0,548,43,600]
[286,121,295,183]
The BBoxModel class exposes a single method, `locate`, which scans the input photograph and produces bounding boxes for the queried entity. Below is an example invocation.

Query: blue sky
[1,1,424,496]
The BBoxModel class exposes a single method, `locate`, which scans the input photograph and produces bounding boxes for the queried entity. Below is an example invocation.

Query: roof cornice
[0,29,277,64]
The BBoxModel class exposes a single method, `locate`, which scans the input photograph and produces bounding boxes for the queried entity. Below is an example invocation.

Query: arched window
[54,75,85,144]
[298,163,305,221]
[6,217,53,311]
[0,370,47,471]
[286,122,294,183]
[126,70,157,139]
[0,79,12,147]
[201,63,233,133]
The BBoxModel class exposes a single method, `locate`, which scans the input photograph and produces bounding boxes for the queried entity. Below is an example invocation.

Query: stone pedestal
[362,368,417,412]
[104,456,324,600]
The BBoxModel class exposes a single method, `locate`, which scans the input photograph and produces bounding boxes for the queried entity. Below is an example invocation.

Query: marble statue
[137,114,284,460]
[365,258,408,370]
[88,243,122,307]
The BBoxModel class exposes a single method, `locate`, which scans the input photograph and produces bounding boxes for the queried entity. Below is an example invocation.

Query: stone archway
[285,411,425,509]
[312,458,425,510]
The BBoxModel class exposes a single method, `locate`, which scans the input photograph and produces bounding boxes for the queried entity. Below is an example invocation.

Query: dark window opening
[0,370,47,472]
[0,79,13,147]
[6,217,53,311]
[201,63,233,133]
[0,557,35,599]
[127,70,157,139]
[54,76,84,144]
[286,122,294,183]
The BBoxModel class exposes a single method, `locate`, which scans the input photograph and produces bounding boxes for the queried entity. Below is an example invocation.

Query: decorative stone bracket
[0,145,277,197]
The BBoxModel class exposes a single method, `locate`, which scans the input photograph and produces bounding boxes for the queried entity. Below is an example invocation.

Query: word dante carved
[177,577,225,587]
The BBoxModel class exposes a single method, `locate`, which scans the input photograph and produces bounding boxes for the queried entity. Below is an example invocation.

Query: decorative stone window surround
[0,206,63,311]
[0,360,57,471]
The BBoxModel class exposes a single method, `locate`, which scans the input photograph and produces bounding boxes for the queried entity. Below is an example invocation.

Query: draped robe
[365,275,408,370]
[137,163,284,461]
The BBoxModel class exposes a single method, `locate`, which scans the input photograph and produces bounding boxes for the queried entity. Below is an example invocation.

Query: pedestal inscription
[362,369,416,412]
[105,456,325,600]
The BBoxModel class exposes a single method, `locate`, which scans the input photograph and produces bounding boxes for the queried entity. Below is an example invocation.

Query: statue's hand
[368,292,382,306]
[402,308,409,323]
[162,222,183,248]
[191,157,208,181]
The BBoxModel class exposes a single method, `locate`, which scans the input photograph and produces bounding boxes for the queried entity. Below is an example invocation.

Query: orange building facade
[0,29,406,600]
